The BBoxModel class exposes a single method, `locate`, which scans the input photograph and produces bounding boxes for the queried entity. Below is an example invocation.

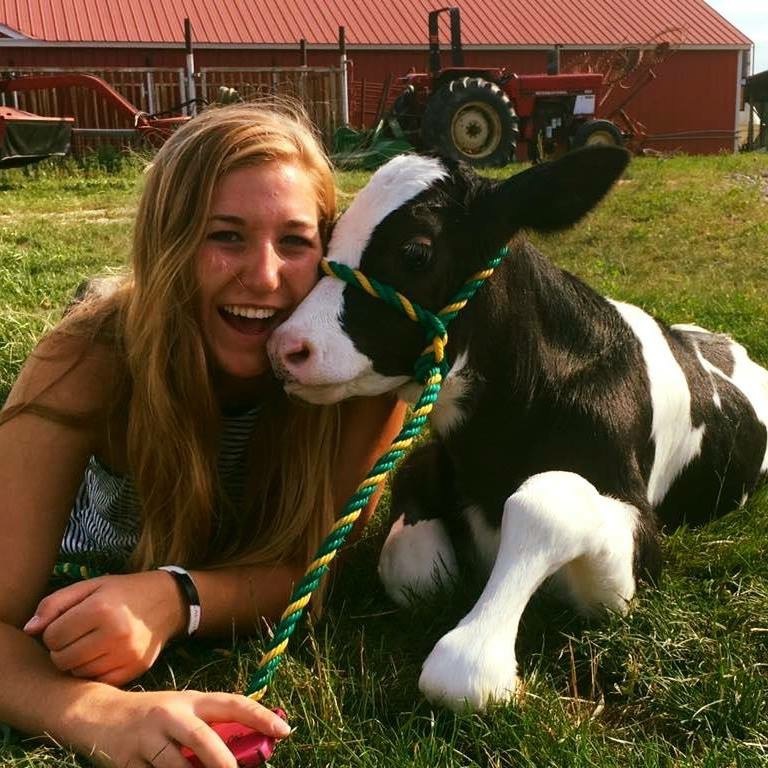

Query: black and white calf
[268,147,768,711]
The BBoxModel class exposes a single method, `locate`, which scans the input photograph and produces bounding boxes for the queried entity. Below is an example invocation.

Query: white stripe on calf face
[610,300,705,507]
[328,154,448,268]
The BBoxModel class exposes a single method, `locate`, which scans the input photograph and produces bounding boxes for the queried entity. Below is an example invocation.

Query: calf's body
[269,148,768,710]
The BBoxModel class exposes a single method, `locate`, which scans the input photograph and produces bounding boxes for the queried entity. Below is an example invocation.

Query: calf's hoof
[418,624,518,712]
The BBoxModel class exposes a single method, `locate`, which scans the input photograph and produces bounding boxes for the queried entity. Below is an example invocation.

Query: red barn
[0,0,753,154]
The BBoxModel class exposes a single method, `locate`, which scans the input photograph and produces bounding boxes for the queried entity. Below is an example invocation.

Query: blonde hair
[8,101,342,576]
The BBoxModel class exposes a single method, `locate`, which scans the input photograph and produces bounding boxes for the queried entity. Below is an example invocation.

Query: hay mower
[0,73,192,167]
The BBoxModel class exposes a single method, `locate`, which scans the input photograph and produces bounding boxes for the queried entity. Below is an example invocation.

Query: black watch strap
[158,565,201,636]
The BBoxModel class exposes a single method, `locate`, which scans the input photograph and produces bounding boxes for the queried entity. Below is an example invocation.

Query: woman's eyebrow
[207,214,317,230]
[209,214,245,224]
[284,218,319,230]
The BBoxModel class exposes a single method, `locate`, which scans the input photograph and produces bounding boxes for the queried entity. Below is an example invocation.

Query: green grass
[1,151,768,766]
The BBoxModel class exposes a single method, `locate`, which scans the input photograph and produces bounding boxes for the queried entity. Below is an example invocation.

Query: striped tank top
[60,407,261,560]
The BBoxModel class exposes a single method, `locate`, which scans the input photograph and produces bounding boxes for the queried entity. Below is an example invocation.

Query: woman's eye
[282,234,315,249]
[402,240,433,271]
[208,230,242,244]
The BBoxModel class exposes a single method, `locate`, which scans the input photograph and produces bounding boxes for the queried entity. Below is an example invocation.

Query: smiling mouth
[219,305,279,336]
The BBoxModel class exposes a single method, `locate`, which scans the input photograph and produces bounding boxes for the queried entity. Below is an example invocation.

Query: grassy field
[1,150,768,767]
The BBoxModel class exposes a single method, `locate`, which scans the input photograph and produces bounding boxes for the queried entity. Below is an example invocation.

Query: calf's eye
[402,240,433,271]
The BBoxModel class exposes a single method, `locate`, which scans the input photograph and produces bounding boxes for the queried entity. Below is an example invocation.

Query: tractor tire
[421,77,518,167]
[389,87,421,145]
[572,119,623,149]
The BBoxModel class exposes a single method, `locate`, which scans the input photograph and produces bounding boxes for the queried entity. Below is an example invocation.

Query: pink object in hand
[181,709,287,767]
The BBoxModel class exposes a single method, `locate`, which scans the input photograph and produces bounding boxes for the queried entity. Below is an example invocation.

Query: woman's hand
[24,571,186,685]
[80,688,291,768]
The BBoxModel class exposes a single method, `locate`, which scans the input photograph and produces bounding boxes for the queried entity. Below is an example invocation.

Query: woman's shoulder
[4,325,125,427]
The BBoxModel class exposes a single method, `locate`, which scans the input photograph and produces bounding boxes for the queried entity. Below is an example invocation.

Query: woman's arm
[0,338,288,766]
[27,392,407,686]
[171,394,407,637]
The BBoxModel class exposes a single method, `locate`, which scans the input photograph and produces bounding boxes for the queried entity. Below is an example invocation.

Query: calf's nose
[269,328,316,380]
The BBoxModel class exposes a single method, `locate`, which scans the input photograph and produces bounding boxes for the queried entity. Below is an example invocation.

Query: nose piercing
[233,269,247,290]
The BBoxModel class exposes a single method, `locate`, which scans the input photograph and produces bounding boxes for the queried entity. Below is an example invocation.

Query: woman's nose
[240,241,281,294]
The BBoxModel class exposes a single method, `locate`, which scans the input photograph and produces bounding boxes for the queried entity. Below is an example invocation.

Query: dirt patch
[729,172,768,200]
[0,207,133,224]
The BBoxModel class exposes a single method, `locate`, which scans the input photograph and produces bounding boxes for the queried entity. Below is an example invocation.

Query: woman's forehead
[210,161,320,223]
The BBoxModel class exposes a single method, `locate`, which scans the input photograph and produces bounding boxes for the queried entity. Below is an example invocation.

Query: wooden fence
[199,67,343,144]
[0,65,346,152]
[348,78,400,129]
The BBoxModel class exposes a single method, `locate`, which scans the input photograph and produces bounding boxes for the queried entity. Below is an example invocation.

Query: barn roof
[0,0,752,48]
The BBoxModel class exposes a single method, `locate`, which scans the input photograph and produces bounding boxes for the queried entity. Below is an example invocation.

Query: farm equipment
[0,73,192,164]
[0,106,74,168]
[387,6,623,166]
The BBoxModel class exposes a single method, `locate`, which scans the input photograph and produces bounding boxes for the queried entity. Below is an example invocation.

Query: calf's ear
[475,146,630,246]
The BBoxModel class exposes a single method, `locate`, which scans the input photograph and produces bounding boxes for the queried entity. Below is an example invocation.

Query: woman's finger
[23,579,101,636]
[40,594,107,651]
[192,693,291,738]
[165,714,237,768]
[69,653,122,680]
[49,629,105,671]
[144,738,190,768]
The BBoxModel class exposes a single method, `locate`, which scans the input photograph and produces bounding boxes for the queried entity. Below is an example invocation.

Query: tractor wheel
[389,87,421,144]
[421,77,518,167]
[572,119,623,149]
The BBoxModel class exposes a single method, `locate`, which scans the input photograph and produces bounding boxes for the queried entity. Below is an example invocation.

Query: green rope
[246,245,509,699]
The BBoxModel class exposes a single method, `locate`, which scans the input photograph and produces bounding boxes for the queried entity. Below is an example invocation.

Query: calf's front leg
[419,471,640,711]
[378,440,461,606]
[378,514,459,606]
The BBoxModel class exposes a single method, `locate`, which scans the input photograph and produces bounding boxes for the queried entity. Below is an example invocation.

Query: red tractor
[390,6,624,165]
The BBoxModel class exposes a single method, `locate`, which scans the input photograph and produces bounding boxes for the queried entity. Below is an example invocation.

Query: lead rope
[245,245,510,700]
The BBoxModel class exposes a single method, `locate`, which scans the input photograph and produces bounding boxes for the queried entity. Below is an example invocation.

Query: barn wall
[340,48,551,81]
[0,44,740,155]
[344,47,739,154]
[0,45,550,76]
[574,49,740,155]
[1,46,306,69]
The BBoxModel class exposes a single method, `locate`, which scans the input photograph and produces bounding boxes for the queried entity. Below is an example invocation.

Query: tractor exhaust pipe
[428,7,464,75]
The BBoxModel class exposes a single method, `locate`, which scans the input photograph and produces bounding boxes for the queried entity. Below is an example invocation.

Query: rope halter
[246,244,510,701]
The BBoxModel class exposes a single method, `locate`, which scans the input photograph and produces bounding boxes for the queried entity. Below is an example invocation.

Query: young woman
[0,102,404,767]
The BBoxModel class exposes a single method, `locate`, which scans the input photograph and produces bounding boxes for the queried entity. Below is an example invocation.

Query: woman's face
[196,161,323,390]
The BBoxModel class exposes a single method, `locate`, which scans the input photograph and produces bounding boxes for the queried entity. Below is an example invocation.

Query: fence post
[299,39,307,103]
[184,17,197,116]
[338,26,349,125]
[145,71,156,114]
[178,67,187,111]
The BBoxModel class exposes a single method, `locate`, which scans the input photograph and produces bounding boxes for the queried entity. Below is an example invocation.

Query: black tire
[572,119,623,149]
[388,87,421,144]
[421,77,518,167]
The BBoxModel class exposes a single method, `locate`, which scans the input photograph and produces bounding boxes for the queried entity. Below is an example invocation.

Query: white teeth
[222,305,276,320]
